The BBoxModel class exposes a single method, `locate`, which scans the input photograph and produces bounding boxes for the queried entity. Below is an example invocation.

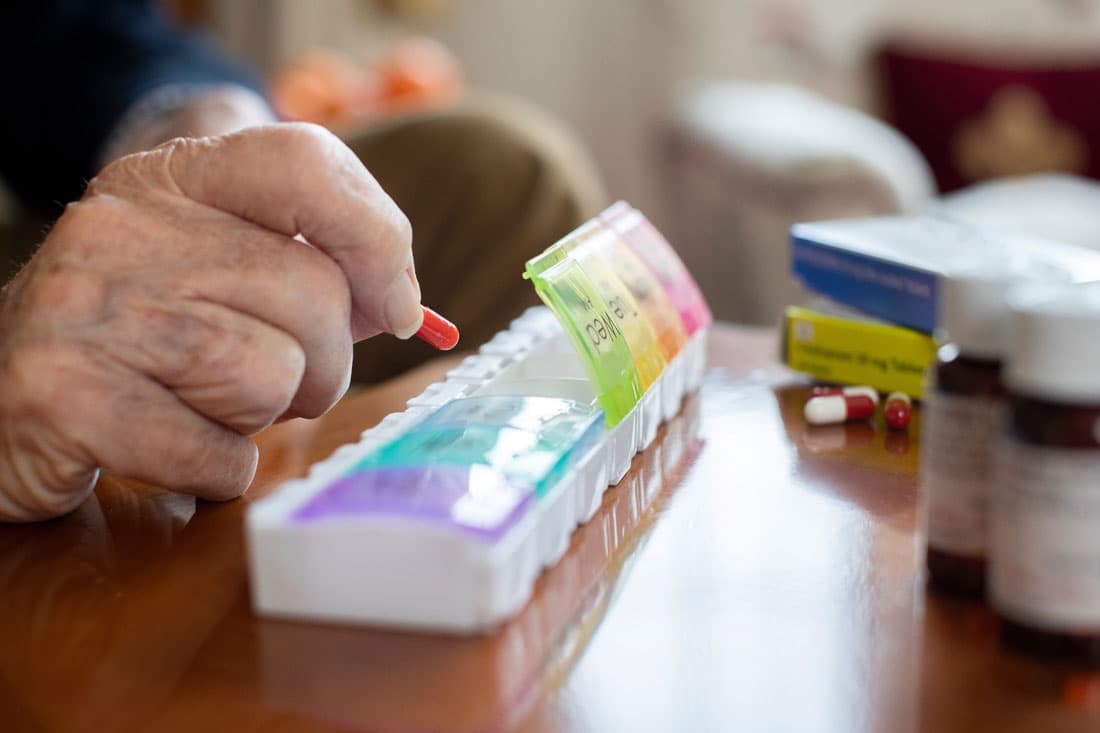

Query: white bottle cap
[1007,281,1100,403]
[939,258,1069,360]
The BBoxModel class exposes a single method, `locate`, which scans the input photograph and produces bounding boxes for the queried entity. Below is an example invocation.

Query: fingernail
[384,267,423,339]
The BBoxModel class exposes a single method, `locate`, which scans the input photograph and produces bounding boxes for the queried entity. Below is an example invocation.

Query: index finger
[162,123,423,340]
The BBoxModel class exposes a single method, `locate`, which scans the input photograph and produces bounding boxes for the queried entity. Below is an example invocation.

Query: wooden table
[3,324,1100,732]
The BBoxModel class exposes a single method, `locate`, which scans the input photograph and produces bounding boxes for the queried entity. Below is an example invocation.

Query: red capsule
[884,391,912,431]
[415,305,460,350]
[804,394,876,425]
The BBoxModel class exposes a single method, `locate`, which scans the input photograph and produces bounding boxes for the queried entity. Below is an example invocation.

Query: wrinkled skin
[0,123,423,521]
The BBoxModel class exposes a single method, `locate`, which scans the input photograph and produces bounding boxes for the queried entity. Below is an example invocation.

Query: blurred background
[100,1,1100,323]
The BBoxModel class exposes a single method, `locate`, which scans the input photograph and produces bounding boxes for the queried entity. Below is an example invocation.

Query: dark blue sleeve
[0,0,267,214]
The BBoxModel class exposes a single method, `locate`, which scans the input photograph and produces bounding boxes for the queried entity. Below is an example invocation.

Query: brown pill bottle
[992,282,1100,664]
[921,268,1015,599]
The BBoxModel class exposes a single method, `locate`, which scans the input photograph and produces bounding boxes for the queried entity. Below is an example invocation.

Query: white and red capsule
[804,387,878,425]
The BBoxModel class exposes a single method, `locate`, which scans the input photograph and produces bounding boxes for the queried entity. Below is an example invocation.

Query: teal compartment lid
[417,395,600,442]
[354,396,604,496]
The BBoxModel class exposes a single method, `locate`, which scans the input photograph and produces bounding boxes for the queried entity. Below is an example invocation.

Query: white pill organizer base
[247,307,708,634]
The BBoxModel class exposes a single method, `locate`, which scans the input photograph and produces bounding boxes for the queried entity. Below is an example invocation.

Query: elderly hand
[0,123,423,521]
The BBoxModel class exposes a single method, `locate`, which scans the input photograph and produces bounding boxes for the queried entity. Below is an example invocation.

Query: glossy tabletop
[3,325,1100,732]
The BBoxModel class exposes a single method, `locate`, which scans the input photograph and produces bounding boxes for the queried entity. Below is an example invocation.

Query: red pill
[810,385,880,406]
[415,305,460,350]
[804,394,876,425]
[884,391,912,430]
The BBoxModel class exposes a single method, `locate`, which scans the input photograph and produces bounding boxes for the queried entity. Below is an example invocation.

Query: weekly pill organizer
[246,201,712,633]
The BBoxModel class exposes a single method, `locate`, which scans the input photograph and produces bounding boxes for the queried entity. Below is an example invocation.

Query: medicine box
[790,213,1100,333]
[781,304,936,398]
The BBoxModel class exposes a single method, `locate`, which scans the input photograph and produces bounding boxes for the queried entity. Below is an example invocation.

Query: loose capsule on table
[804,393,876,425]
[884,392,911,431]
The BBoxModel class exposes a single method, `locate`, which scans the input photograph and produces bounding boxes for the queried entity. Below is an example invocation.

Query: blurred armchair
[658,82,934,326]
[660,23,1100,326]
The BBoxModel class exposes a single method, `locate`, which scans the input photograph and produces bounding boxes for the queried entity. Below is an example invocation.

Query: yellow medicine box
[781,305,936,398]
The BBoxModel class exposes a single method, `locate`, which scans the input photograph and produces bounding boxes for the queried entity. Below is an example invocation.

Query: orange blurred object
[377,38,463,101]
[272,39,463,129]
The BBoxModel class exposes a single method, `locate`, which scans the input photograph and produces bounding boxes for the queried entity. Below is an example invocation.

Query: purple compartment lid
[293,464,533,542]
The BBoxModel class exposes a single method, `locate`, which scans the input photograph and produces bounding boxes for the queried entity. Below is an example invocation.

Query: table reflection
[5,328,1099,732]
[0,416,326,733]
[531,371,923,732]
[253,397,704,732]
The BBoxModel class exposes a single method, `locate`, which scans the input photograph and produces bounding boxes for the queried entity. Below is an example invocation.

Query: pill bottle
[991,282,1100,663]
[921,268,1012,598]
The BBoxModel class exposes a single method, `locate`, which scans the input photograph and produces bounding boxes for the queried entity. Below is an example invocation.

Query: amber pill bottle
[992,283,1100,664]
[921,271,1010,599]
